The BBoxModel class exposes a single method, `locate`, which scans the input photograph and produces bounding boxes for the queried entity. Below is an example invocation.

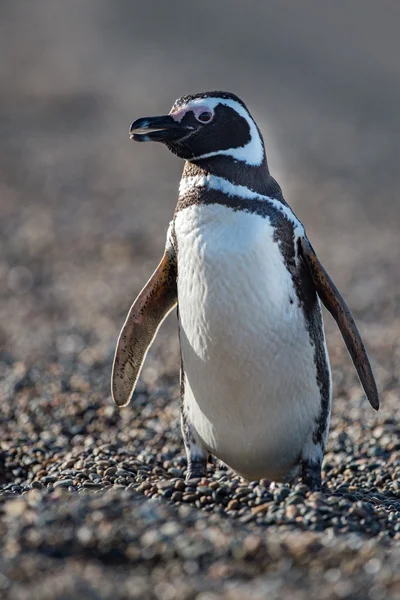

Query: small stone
[287,493,306,505]
[31,481,45,490]
[82,482,103,489]
[138,482,151,492]
[115,469,132,477]
[104,467,117,476]
[171,491,183,502]
[174,480,186,491]
[235,486,251,498]
[185,477,201,485]
[53,479,73,488]
[156,480,173,490]
[41,476,57,484]
[274,488,291,503]
[252,503,271,515]
[182,493,198,502]
[168,468,182,477]
[197,486,212,495]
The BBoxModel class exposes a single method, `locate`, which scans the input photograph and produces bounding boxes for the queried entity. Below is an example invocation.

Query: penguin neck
[181,155,284,201]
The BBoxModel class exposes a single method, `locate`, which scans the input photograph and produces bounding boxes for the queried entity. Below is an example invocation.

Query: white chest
[174,203,324,480]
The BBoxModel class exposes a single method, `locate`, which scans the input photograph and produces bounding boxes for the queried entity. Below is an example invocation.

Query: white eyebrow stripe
[178,174,304,236]
[169,107,188,122]
[174,97,265,166]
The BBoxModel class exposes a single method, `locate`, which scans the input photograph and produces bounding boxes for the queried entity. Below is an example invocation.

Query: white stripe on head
[171,97,265,166]
[179,174,304,240]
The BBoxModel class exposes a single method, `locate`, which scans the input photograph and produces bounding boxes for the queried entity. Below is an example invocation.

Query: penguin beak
[130,115,193,143]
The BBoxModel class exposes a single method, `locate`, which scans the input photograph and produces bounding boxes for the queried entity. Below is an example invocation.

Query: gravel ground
[1,2,400,599]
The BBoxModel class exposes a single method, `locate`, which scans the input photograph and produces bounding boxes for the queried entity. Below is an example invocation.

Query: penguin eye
[196,111,213,124]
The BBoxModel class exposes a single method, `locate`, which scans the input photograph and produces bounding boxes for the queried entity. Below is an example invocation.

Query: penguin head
[130,91,265,166]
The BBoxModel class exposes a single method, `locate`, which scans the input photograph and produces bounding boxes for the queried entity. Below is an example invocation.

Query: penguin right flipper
[111,246,177,407]
[300,237,380,411]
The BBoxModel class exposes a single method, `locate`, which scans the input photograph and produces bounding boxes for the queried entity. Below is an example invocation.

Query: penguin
[112,91,379,490]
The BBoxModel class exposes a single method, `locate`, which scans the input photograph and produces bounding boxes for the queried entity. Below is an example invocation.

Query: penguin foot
[301,460,322,491]
[185,459,207,482]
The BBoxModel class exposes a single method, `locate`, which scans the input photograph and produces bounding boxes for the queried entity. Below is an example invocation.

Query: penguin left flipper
[300,237,380,411]
[111,247,177,407]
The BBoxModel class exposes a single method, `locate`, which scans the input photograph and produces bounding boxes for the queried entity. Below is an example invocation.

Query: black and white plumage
[112,91,379,489]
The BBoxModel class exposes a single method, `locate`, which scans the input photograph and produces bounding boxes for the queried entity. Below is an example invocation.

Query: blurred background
[1,0,399,392]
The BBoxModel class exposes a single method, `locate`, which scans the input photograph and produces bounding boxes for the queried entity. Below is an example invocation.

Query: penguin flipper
[111,248,177,407]
[300,237,379,411]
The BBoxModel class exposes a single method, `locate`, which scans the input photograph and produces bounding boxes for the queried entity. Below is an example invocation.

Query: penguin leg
[180,367,208,481]
[300,372,332,490]
[181,411,208,481]
[301,457,322,490]
[300,433,326,491]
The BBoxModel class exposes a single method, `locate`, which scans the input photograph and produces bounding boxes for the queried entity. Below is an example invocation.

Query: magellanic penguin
[112,91,379,490]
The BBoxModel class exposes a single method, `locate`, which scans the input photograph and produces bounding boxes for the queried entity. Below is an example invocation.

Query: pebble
[41,476,57,484]
[182,493,198,502]
[53,479,74,489]
[171,491,183,502]
[31,481,45,490]
[227,499,240,511]
[252,503,271,515]
[104,467,117,476]
[82,482,103,489]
